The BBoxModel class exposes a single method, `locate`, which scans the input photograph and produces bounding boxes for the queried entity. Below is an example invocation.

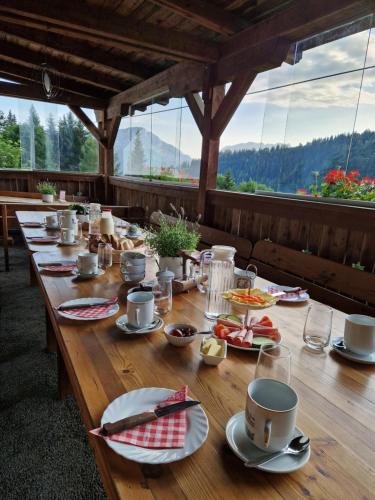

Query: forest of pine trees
[218,130,375,192]
[0,105,98,171]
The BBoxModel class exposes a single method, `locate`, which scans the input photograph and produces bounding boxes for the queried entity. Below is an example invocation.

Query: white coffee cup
[77,252,98,275]
[245,378,298,452]
[344,314,375,355]
[127,291,154,328]
[45,214,58,228]
[60,227,75,244]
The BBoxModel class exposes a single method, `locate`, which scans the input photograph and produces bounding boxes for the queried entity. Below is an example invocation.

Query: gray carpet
[0,242,107,500]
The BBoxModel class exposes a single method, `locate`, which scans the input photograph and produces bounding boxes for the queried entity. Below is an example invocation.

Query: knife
[101,400,200,435]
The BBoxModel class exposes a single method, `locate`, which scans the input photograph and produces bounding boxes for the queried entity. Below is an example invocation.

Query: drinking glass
[255,344,292,385]
[303,304,333,351]
[98,243,112,270]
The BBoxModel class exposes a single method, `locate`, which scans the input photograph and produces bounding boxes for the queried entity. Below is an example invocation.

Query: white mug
[344,314,375,355]
[245,378,298,452]
[45,214,58,228]
[60,227,75,244]
[127,291,154,328]
[77,252,98,275]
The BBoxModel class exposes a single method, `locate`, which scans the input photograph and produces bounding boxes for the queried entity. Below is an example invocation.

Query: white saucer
[73,269,105,279]
[226,411,310,473]
[58,240,80,246]
[116,314,163,334]
[45,225,59,230]
[331,337,375,364]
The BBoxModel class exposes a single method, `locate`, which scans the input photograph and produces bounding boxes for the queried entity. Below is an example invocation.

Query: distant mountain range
[221,141,280,152]
[114,127,192,176]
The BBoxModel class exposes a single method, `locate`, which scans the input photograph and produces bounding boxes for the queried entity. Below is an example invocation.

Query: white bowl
[164,323,197,347]
[200,337,227,366]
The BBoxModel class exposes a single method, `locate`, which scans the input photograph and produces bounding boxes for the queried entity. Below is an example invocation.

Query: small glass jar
[98,242,112,270]
[153,270,174,316]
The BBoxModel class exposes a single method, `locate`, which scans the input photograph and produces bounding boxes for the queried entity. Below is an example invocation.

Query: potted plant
[36,181,56,203]
[146,207,200,279]
[69,203,89,223]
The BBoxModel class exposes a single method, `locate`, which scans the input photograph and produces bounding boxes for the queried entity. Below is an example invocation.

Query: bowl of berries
[164,323,198,347]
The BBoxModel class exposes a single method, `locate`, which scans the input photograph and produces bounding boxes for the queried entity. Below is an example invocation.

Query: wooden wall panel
[0,170,105,201]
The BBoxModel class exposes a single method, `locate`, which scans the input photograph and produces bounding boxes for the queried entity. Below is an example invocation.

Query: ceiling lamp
[40,63,60,99]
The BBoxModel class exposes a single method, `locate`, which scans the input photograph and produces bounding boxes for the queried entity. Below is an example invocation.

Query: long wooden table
[19,213,375,499]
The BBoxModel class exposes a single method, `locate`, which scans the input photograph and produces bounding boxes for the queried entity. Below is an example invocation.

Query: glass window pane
[115,113,152,176]
[346,67,375,181]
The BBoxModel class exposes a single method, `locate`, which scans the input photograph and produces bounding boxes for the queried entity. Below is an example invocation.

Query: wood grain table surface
[23,213,375,500]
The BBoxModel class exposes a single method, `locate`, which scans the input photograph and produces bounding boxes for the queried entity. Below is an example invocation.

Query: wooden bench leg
[45,307,57,353]
[29,254,38,286]
[57,346,72,400]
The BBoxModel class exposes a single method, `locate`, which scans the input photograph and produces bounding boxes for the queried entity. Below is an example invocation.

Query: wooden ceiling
[0,0,373,111]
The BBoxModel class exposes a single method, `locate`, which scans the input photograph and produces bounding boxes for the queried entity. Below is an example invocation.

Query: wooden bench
[102,205,146,225]
[150,211,252,268]
[250,240,375,316]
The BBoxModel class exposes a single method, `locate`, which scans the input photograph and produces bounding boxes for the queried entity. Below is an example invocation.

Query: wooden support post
[197,84,225,222]
[194,72,258,222]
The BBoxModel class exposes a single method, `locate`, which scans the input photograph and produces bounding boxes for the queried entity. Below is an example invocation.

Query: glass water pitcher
[204,245,236,320]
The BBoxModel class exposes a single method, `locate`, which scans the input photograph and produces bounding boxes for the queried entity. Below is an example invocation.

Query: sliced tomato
[258,315,273,327]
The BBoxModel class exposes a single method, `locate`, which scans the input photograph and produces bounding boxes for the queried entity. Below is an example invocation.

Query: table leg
[45,307,56,353]
[57,345,72,400]
[29,254,37,286]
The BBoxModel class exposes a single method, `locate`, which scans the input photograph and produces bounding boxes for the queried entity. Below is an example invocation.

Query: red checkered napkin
[42,264,75,272]
[60,297,118,318]
[91,386,189,449]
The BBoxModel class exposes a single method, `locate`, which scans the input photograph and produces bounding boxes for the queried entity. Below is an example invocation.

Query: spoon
[244,435,310,468]
[119,319,160,334]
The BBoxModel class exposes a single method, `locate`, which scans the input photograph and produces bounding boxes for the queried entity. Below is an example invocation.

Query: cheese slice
[207,343,222,357]
[201,338,217,354]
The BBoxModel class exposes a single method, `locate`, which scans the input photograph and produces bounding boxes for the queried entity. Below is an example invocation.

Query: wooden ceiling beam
[185,92,204,134]
[0,59,111,99]
[216,37,292,83]
[0,81,106,109]
[68,105,107,147]
[211,72,257,139]
[222,0,373,59]
[148,0,246,35]
[0,22,152,82]
[107,62,208,119]
[0,0,219,63]
[0,40,125,93]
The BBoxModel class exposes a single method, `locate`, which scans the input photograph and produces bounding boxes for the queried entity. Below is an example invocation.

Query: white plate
[264,286,310,303]
[101,387,209,464]
[116,314,164,334]
[73,269,105,279]
[331,337,375,364]
[212,332,281,352]
[226,411,310,473]
[57,297,119,321]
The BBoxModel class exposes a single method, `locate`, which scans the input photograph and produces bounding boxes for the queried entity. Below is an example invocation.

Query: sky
[1,15,375,160]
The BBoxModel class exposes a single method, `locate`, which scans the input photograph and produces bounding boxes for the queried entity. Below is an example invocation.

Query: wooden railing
[109,177,375,273]
[0,169,105,201]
